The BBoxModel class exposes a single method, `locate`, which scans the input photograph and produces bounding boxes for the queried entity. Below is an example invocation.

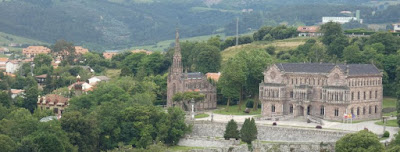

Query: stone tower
[167,30,183,107]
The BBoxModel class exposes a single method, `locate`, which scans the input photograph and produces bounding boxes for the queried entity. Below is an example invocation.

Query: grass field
[104,69,121,79]
[221,37,309,62]
[0,32,46,45]
[375,119,398,127]
[214,101,261,115]
[195,113,209,119]
[129,33,228,52]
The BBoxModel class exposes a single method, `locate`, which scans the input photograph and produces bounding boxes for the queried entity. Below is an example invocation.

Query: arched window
[351,108,354,115]
[375,105,378,113]
[363,107,366,115]
[320,106,325,115]
[272,104,276,112]
[357,107,360,115]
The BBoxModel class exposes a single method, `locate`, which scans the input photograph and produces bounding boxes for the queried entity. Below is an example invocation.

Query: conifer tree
[240,118,258,144]
[224,119,239,140]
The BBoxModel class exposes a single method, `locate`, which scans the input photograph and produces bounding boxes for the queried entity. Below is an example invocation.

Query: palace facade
[259,63,383,121]
[167,30,217,110]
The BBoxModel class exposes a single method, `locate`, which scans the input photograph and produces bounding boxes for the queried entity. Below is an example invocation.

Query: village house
[6,60,21,74]
[75,46,89,55]
[22,46,51,58]
[35,74,47,85]
[0,57,8,71]
[131,49,153,55]
[103,51,118,59]
[68,75,94,96]
[260,63,383,121]
[10,89,24,99]
[297,26,322,37]
[393,23,400,32]
[37,94,69,115]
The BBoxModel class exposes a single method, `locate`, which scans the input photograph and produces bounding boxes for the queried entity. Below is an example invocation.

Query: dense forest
[0,0,399,50]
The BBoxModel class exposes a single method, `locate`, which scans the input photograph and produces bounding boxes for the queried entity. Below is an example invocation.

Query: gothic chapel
[167,30,217,110]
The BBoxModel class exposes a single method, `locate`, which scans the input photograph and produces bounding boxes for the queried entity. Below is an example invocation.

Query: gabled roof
[91,76,110,81]
[275,63,381,76]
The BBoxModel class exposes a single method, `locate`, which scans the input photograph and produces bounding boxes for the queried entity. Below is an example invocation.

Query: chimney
[346,65,350,75]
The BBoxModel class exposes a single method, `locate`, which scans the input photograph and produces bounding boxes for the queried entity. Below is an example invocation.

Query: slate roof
[275,63,381,76]
[184,72,204,79]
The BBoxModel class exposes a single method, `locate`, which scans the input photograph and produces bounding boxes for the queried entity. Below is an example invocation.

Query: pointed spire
[175,29,181,54]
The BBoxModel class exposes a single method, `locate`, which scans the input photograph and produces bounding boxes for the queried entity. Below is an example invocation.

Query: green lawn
[375,119,398,127]
[383,97,397,116]
[214,102,261,115]
[383,97,396,108]
[195,113,209,119]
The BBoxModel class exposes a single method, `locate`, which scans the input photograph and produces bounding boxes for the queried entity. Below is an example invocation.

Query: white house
[10,89,25,99]
[322,17,360,24]
[393,23,400,32]
[6,60,21,74]
[88,76,110,84]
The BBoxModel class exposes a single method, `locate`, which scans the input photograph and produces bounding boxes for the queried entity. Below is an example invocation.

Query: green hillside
[0,32,46,45]
[0,0,397,51]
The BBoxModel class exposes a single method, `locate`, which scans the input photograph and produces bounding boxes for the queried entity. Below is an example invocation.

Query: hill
[0,0,397,51]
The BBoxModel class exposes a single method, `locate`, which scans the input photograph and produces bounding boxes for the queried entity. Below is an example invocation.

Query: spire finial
[174,28,181,54]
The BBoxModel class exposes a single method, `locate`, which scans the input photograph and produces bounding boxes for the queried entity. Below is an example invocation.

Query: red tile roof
[297,26,320,33]
[22,46,51,54]
[206,72,221,82]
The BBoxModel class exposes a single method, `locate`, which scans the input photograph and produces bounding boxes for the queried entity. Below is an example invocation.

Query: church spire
[171,29,183,74]
[174,29,181,55]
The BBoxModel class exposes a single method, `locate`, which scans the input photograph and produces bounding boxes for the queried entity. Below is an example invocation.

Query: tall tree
[61,111,99,152]
[321,22,344,46]
[24,85,39,113]
[244,50,272,110]
[52,40,76,65]
[195,45,221,74]
[219,55,247,111]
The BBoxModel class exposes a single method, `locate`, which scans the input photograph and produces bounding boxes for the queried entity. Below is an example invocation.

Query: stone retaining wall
[178,137,240,148]
[190,121,352,142]
[188,141,336,152]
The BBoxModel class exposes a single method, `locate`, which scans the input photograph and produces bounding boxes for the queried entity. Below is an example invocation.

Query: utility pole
[236,17,239,46]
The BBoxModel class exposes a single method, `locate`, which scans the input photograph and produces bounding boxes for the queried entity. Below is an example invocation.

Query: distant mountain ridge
[0,0,396,51]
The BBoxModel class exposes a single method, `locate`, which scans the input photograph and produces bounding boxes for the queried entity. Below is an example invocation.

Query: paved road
[195,112,399,142]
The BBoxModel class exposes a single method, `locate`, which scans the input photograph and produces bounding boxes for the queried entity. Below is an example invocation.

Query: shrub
[383,131,390,138]
[265,46,276,55]
[316,125,322,129]
[246,100,254,108]
[336,130,384,152]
